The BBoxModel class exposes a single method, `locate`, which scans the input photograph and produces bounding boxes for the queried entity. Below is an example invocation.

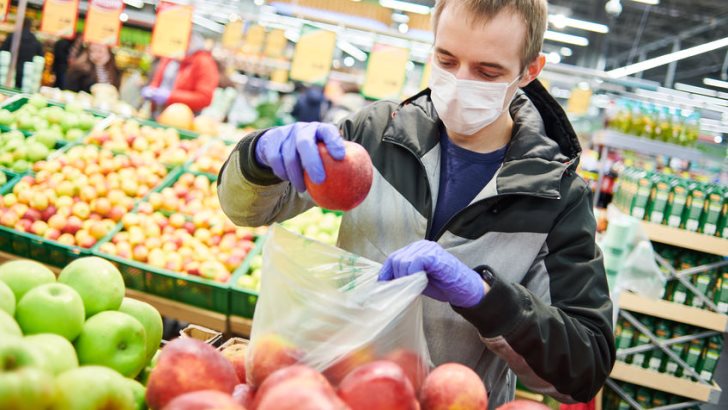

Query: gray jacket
[218,81,615,408]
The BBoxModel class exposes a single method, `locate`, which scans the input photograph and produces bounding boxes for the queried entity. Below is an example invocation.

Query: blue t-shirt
[429,131,508,239]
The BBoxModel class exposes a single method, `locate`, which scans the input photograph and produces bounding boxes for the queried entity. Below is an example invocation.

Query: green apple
[78,113,97,131]
[0,279,15,315]
[124,378,147,410]
[28,95,48,109]
[64,128,86,142]
[26,142,49,162]
[119,297,163,363]
[35,129,60,148]
[58,256,125,317]
[10,159,30,173]
[0,336,47,371]
[75,311,147,378]
[4,130,24,143]
[61,113,79,132]
[15,283,85,341]
[24,333,78,375]
[65,102,84,114]
[0,109,14,126]
[45,106,65,124]
[0,310,21,336]
[54,366,136,410]
[0,367,55,410]
[0,259,56,301]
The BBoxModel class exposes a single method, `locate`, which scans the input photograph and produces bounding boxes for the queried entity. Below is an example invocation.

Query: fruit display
[146,172,221,216]
[143,331,509,410]
[85,118,208,168]
[0,145,169,248]
[39,85,139,118]
[0,257,163,409]
[607,99,700,146]
[0,130,59,173]
[97,208,258,282]
[188,139,235,176]
[0,94,98,141]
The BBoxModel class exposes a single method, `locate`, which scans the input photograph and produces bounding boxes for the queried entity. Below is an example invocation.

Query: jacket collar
[384,80,581,199]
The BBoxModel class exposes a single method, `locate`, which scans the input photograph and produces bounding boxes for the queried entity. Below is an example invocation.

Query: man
[0,18,44,89]
[218,0,615,407]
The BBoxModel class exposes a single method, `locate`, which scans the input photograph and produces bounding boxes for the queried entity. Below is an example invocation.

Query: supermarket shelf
[592,130,718,163]
[641,221,728,257]
[125,289,227,333]
[228,315,253,338]
[618,291,728,332]
[610,361,722,404]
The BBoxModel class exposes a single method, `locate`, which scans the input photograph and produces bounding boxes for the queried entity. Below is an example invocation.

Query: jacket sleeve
[453,181,615,403]
[167,54,219,112]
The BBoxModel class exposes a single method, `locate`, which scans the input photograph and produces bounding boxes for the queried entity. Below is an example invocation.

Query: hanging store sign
[363,44,409,100]
[40,0,80,39]
[289,25,336,85]
[150,1,194,59]
[84,0,124,46]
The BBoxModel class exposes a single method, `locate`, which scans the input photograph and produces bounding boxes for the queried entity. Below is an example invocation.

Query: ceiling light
[560,47,573,57]
[379,0,432,15]
[343,56,355,67]
[630,0,659,5]
[254,0,265,6]
[119,13,129,23]
[548,15,609,34]
[123,0,144,8]
[544,30,589,47]
[704,77,728,90]
[608,37,728,78]
[398,23,409,34]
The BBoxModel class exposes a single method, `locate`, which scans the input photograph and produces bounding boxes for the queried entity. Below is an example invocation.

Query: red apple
[337,360,418,410]
[496,400,551,410]
[384,349,429,394]
[162,390,244,410]
[252,365,334,409]
[420,363,487,410]
[146,338,238,410]
[323,345,376,387]
[249,334,303,387]
[257,378,346,410]
[62,216,83,235]
[303,141,373,211]
[231,384,254,409]
[41,205,57,221]
[23,209,42,223]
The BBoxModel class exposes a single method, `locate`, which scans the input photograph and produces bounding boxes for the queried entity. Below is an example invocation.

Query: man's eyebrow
[434,47,506,71]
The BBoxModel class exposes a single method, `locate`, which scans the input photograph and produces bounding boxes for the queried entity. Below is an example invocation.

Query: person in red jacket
[142,32,219,113]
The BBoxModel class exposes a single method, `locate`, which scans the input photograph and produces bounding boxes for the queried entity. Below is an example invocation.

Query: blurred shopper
[51,33,83,89]
[65,43,120,93]
[0,18,44,89]
[141,32,219,114]
[322,82,365,124]
[218,0,614,407]
[291,84,330,122]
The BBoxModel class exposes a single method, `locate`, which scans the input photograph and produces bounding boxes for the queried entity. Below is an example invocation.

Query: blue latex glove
[141,86,155,100]
[151,88,170,105]
[379,240,486,308]
[255,122,346,192]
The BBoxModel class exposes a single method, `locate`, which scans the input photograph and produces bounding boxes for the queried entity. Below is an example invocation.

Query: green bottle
[648,175,671,224]
[631,171,654,220]
[702,184,724,236]
[684,182,707,232]
[719,189,728,238]
[665,177,689,228]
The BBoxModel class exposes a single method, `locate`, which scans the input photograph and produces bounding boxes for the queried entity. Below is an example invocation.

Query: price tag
[0,0,9,22]
[264,29,287,58]
[362,44,409,100]
[150,1,194,59]
[84,0,124,46]
[40,0,80,39]
[289,25,336,85]
[222,19,243,50]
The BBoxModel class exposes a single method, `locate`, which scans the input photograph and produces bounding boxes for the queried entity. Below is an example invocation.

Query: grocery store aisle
[701,334,728,409]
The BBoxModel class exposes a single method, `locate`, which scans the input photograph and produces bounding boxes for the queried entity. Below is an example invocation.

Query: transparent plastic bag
[246,224,432,387]
[616,240,667,300]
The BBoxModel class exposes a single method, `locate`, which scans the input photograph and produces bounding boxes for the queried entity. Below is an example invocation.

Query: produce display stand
[589,130,723,207]
[608,218,728,408]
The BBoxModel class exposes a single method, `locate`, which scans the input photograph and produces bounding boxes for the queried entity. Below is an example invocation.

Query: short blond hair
[432,0,548,69]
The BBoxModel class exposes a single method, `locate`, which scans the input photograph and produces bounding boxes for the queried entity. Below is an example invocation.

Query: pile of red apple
[188,139,235,176]
[0,257,164,409]
[85,118,208,168]
[97,205,259,282]
[0,145,169,248]
[146,332,548,410]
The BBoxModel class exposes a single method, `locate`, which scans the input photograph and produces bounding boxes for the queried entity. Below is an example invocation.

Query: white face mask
[429,62,521,135]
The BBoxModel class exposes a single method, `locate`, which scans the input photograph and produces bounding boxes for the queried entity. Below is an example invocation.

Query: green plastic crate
[228,235,266,319]
[95,252,231,314]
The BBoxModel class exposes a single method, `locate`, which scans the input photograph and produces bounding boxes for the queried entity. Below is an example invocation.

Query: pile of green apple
[0,145,169,248]
[236,208,341,293]
[0,130,59,173]
[85,118,208,168]
[0,257,163,410]
[97,205,260,282]
[0,94,97,142]
[188,139,234,176]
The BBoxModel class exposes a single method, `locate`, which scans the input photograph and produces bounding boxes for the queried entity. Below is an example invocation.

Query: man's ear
[519,53,546,87]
